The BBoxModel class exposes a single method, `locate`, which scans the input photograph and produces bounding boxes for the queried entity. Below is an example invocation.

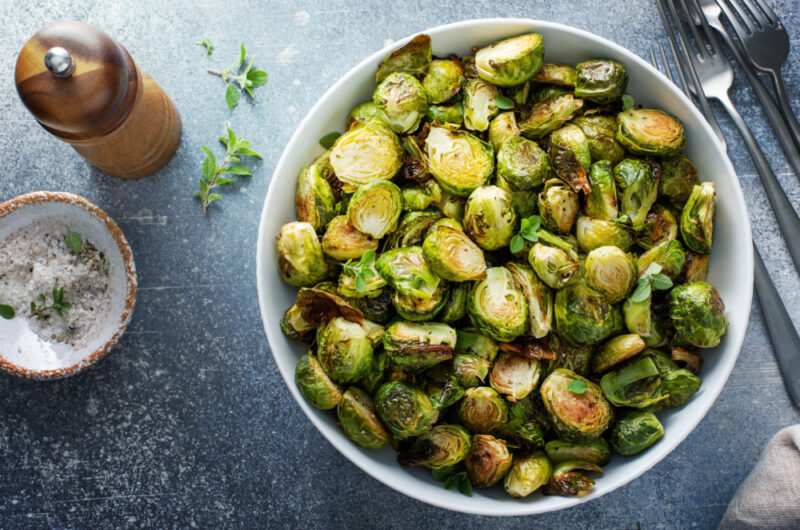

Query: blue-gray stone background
[1,0,799,527]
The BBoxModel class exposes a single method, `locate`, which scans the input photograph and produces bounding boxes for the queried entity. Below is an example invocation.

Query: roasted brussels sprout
[660,366,702,407]
[533,63,577,86]
[295,353,343,410]
[338,259,386,298]
[347,180,402,239]
[375,381,438,440]
[575,216,634,252]
[439,190,468,222]
[681,251,710,283]
[497,136,552,191]
[573,115,625,164]
[346,101,381,130]
[425,126,495,196]
[489,112,521,151]
[374,72,428,134]
[623,294,666,347]
[574,59,628,104]
[504,451,552,498]
[545,332,596,376]
[359,349,388,395]
[519,94,583,140]
[545,461,603,497]
[294,283,364,327]
[281,303,315,341]
[506,261,553,338]
[669,281,728,348]
[584,160,618,221]
[532,84,573,103]
[453,353,492,388]
[592,333,646,373]
[600,354,668,408]
[466,434,514,488]
[680,182,715,254]
[464,186,518,250]
[375,33,432,83]
[338,387,392,449]
[457,327,500,361]
[392,283,449,322]
[637,204,678,250]
[330,120,404,187]
[426,376,466,410]
[462,78,500,132]
[609,411,664,456]
[638,240,685,281]
[316,317,374,383]
[439,282,470,323]
[277,222,330,287]
[296,161,338,232]
[475,33,544,87]
[322,215,379,261]
[384,210,441,250]
[613,158,660,230]
[468,267,529,342]
[584,246,637,303]
[376,246,440,298]
[402,179,442,212]
[422,58,464,104]
[540,369,614,442]
[538,179,580,235]
[458,386,509,433]
[544,439,610,466]
[422,219,487,281]
[529,242,580,289]
[383,321,456,371]
[425,105,464,126]
[616,108,687,157]
[398,424,472,469]
[555,282,622,346]
[350,288,395,324]
[550,123,592,171]
[490,352,542,401]
[659,154,698,206]
[496,176,538,219]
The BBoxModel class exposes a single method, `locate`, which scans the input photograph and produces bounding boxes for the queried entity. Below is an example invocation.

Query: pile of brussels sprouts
[277,32,728,499]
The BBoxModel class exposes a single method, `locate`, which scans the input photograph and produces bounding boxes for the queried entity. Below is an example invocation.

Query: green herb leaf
[567,379,587,394]
[0,304,14,320]
[236,147,262,158]
[248,69,268,87]
[224,165,253,176]
[65,230,83,254]
[361,250,376,266]
[643,262,662,277]
[236,43,246,69]
[319,132,342,150]
[431,469,450,482]
[621,94,635,111]
[495,96,515,110]
[509,234,524,254]
[225,83,240,110]
[355,274,367,293]
[196,125,260,214]
[196,39,214,56]
[650,273,673,291]
[457,476,473,496]
[456,330,478,350]
[443,475,460,490]
[630,279,651,303]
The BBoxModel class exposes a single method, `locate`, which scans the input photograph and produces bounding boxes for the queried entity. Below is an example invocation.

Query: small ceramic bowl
[0,191,137,379]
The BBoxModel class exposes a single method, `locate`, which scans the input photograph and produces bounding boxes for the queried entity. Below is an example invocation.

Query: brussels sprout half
[574,59,628,104]
[468,267,529,342]
[384,210,441,250]
[529,242,580,289]
[376,246,440,298]
[422,219,487,281]
[296,162,337,232]
[375,33,432,83]
[613,158,660,230]
[545,461,604,497]
[456,327,500,361]
[466,434,514,488]
[638,240,686,281]
[398,424,472,469]
[375,381,438,440]
[546,332,596,377]
[374,72,428,134]
[506,261,553,338]
[439,282,470,323]
[660,154,698,206]
[681,251,710,283]
[458,386,509,433]
[538,179,580,235]
[623,294,666,348]
[584,245,638,304]
[464,186,519,251]
[425,105,464,126]
[519,94,583,140]
[281,304,315,342]
[669,281,728,348]
[555,282,622,347]
[277,222,330,287]
[637,204,679,250]
[504,452,553,498]
[550,124,592,171]
[533,62,577,86]
[463,78,500,132]
[475,33,545,87]
[338,387,392,449]
[584,159,619,221]
[540,369,614,442]
[489,112,521,152]
[680,182,715,254]
[573,115,625,164]
[600,354,668,408]
[347,180,402,239]
[392,283,450,322]
[346,101,381,131]
[576,216,634,253]
[338,260,386,299]
[616,108,687,157]
[295,353,343,410]
[592,333,646,373]
[609,411,664,456]
[422,58,464,104]
[545,439,610,466]
[453,353,492,388]
[490,351,542,402]
[316,317,374,384]
[383,320,456,372]
[322,215,379,261]
[497,136,552,190]
[402,179,442,212]
[425,126,495,196]
[330,120,404,187]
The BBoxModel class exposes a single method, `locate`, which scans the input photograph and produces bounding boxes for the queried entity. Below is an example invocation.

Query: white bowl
[256,19,753,515]
[0,192,137,379]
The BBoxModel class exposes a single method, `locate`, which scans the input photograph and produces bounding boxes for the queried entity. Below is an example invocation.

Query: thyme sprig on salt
[30,287,72,321]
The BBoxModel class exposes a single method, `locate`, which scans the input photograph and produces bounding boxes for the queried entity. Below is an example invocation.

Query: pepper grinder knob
[44,47,74,78]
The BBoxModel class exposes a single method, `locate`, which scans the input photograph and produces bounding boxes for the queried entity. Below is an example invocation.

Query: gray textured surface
[1,0,799,527]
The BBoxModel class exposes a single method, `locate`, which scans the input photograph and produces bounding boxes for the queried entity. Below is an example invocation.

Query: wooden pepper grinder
[14,21,181,179]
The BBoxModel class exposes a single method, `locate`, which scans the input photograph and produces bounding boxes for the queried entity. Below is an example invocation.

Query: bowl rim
[256,17,753,515]
[0,191,138,380]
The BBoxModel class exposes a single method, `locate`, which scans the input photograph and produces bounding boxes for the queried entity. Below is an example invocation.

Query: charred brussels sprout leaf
[376,34,432,83]
[322,215,379,261]
[545,439,610,466]
[550,123,592,172]
[540,369,614,442]
[519,94,583,140]
[609,411,664,456]
[613,158,660,230]
[383,321,456,372]
[468,267,529,342]
[600,355,668,408]
[458,386,509,433]
[330,120,404,187]
[425,126,495,196]
[503,451,553,498]
[545,461,603,497]
[422,58,464,104]
[316,317,374,383]
[616,108,687,157]
[584,246,638,303]
[497,136,552,191]
[669,281,728,348]
[680,182,715,254]
[374,72,429,134]
[659,154,698,206]
[464,186,519,250]
[338,387,392,449]
[462,78,501,132]
[574,59,628,104]
[295,353,343,410]
[475,33,545,87]
[422,219,487,281]
[398,424,472,469]
[277,222,329,287]
[466,434,514,488]
[347,180,402,239]
[376,246,440,298]
[375,381,438,440]
[554,282,622,347]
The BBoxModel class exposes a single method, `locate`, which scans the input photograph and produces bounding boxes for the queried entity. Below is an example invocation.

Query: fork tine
[749,0,779,25]
[725,0,758,33]
[649,45,658,68]
[661,42,690,97]
[676,0,711,60]
[741,0,772,27]
[716,0,753,39]
[656,44,675,84]
[687,0,725,56]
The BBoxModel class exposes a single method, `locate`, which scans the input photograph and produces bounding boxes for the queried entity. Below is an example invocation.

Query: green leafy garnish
[65,230,82,254]
[621,94,635,111]
[0,304,14,320]
[319,132,342,150]
[456,330,478,350]
[509,215,542,253]
[567,379,587,394]
[431,469,472,496]
[196,38,215,56]
[207,43,268,110]
[195,123,262,215]
[495,96,515,110]
[341,250,377,293]
[630,263,673,303]
[30,287,71,321]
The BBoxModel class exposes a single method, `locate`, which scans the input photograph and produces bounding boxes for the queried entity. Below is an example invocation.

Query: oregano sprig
[495,96,516,110]
[341,250,377,293]
[431,469,472,496]
[621,94,635,111]
[30,287,71,321]
[510,215,542,253]
[567,379,587,394]
[207,43,268,110]
[195,123,262,215]
[196,38,214,56]
[630,263,673,303]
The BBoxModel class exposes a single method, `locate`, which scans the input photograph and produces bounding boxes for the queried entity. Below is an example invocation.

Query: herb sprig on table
[196,123,262,214]
[30,287,71,321]
[207,43,268,110]
[196,38,215,56]
[0,304,14,320]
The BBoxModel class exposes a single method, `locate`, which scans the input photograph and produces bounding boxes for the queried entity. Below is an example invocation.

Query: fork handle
[717,92,800,274]
[767,70,800,155]
[754,244,800,409]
